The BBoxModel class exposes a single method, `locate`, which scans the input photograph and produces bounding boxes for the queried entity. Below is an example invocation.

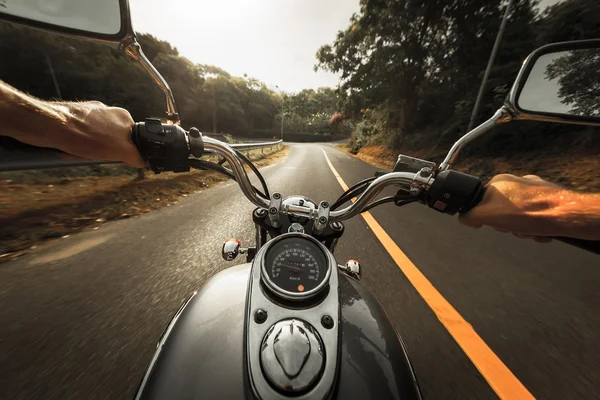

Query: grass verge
[0,145,289,262]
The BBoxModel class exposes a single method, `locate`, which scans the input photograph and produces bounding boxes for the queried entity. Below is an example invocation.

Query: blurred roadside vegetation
[316,0,600,167]
[0,23,350,139]
[0,145,287,260]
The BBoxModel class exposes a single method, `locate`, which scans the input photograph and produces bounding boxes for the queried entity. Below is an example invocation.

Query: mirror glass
[518,48,600,117]
[0,0,122,36]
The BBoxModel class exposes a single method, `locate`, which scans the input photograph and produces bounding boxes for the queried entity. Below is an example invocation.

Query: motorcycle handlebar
[132,121,600,255]
[202,137,270,208]
[132,120,483,221]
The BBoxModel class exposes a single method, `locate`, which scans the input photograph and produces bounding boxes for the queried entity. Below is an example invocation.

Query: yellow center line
[320,147,534,400]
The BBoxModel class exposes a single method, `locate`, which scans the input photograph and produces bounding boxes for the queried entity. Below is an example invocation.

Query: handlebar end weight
[132,119,191,174]
[426,170,484,215]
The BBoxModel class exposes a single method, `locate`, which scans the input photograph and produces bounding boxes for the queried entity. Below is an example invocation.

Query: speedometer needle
[278,264,302,271]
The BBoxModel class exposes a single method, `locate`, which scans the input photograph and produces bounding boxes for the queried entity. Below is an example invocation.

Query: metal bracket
[122,41,179,124]
[394,155,437,174]
[268,193,283,228]
[312,201,330,235]
[412,166,435,189]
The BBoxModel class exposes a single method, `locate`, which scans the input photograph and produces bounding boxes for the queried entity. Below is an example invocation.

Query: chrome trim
[222,239,242,261]
[268,193,283,228]
[328,171,420,221]
[312,201,330,234]
[255,224,266,251]
[203,137,270,208]
[282,204,319,219]
[260,319,325,393]
[123,41,179,122]
[201,140,422,220]
[247,235,340,400]
[260,233,333,301]
[439,107,512,171]
[341,259,362,281]
[288,223,305,233]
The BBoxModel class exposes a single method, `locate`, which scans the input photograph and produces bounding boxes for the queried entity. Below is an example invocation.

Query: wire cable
[331,177,376,210]
[235,150,270,199]
[360,196,417,213]
[188,159,268,198]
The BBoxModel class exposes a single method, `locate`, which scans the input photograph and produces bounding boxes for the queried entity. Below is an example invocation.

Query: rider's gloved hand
[1,80,145,168]
[459,174,600,241]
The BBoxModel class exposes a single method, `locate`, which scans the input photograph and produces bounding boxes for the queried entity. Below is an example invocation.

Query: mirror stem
[439,107,512,172]
[123,41,180,124]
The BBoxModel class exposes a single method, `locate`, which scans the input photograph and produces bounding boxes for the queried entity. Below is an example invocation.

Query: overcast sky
[129,0,564,93]
[129,0,360,92]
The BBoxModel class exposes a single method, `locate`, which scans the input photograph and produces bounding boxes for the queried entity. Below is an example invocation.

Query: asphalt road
[1,143,599,400]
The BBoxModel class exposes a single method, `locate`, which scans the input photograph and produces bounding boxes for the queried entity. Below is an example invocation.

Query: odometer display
[263,236,329,295]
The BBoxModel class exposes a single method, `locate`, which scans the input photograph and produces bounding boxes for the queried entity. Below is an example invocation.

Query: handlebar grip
[425,170,484,215]
[132,119,203,174]
[552,237,600,254]
[429,170,600,254]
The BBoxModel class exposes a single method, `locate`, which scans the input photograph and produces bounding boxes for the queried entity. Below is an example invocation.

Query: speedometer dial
[263,235,330,298]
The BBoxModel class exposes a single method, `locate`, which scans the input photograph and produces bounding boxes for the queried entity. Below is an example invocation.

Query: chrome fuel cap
[260,319,325,393]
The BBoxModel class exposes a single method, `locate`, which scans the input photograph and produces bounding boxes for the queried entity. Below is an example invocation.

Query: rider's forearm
[1,80,144,167]
[0,80,74,148]
[541,190,600,240]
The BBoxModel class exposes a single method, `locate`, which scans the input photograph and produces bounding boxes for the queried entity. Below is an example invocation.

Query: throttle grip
[425,170,484,215]
[132,119,203,174]
[428,170,600,254]
[552,237,600,254]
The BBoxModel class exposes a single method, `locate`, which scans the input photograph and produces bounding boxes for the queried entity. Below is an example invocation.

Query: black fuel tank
[135,264,421,399]
[336,275,422,399]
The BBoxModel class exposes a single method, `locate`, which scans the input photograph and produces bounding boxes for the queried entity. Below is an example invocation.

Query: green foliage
[317,0,599,155]
[0,22,349,139]
[274,87,347,136]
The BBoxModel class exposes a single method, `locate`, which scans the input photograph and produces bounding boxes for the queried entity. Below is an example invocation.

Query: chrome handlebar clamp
[268,193,283,228]
[312,201,331,235]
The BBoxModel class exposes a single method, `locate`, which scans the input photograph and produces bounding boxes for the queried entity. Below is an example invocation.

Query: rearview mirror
[440,39,600,171]
[508,39,600,124]
[0,0,180,172]
[0,0,131,42]
[0,0,178,123]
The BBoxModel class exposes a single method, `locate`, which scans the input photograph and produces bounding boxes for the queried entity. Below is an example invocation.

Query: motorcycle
[1,1,599,399]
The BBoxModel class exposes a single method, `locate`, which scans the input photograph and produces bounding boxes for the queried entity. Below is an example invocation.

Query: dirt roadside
[336,143,600,193]
[0,146,289,262]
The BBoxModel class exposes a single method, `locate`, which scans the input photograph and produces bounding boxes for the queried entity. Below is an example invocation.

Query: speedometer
[262,235,330,300]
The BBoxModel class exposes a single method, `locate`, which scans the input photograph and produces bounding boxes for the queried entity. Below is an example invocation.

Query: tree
[545,49,600,116]
[316,0,538,147]
[536,0,600,44]
[0,21,344,141]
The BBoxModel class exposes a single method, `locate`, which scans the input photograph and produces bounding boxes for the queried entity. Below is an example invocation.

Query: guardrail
[0,138,283,171]
[230,140,283,151]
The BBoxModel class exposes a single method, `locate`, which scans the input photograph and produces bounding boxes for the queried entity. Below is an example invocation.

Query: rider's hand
[38,101,145,168]
[1,80,145,168]
[459,174,600,242]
